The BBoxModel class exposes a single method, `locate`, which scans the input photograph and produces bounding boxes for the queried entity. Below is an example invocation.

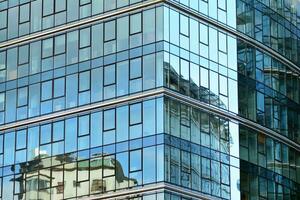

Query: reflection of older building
[12,150,136,200]
[165,61,227,109]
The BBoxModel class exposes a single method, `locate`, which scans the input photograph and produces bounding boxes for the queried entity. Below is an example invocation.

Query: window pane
[67,0,79,22]
[4,132,15,165]
[31,0,42,32]
[130,150,141,171]
[117,61,129,96]
[80,28,90,48]
[65,118,77,153]
[66,74,78,108]
[43,0,54,16]
[143,9,155,44]
[41,124,52,144]
[16,130,26,150]
[54,78,65,98]
[79,71,90,91]
[130,13,141,34]
[53,121,64,141]
[91,112,102,147]
[104,64,115,85]
[104,109,115,130]
[42,81,52,100]
[117,16,129,51]
[143,54,155,90]
[143,146,156,184]
[130,103,141,125]
[27,127,39,161]
[117,106,128,142]
[143,100,155,136]
[79,115,90,136]
[29,84,40,117]
[55,35,66,54]
[130,58,141,79]
[105,20,115,41]
[67,31,78,64]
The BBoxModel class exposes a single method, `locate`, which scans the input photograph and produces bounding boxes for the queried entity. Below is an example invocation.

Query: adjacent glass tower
[0,0,299,199]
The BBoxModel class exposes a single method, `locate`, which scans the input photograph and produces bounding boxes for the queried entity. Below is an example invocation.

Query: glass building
[0,0,299,199]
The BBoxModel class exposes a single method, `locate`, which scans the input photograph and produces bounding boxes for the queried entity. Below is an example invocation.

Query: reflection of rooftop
[11,153,137,198]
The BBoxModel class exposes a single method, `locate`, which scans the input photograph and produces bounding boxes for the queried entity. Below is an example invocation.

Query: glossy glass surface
[0,97,164,199]
[0,0,152,42]
[240,125,300,199]
[238,40,300,144]
[163,7,238,113]
[169,0,237,28]
[237,0,300,66]
[163,97,240,199]
[0,6,164,125]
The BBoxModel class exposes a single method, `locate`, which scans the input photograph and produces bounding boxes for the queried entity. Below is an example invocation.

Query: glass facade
[0,0,299,199]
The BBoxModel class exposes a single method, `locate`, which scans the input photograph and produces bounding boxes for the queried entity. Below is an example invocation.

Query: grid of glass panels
[163,6,238,113]
[163,97,240,200]
[255,0,300,27]
[240,160,300,200]
[0,6,164,124]
[0,96,165,199]
[0,0,152,42]
[0,95,240,199]
[238,40,300,145]
[0,6,240,125]
[240,125,300,182]
[168,0,237,28]
[237,0,300,66]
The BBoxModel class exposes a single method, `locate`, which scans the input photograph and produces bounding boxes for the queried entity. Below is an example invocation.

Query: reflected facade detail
[0,0,299,199]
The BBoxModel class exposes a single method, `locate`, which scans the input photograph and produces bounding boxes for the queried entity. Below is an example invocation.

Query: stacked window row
[0,0,152,42]
[163,50,238,113]
[162,7,238,113]
[0,51,163,124]
[165,144,231,199]
[237,0,300,66]
[255,0,300,27]
[0,96,163,199]
[163,7,237,72]
[162,97,239,199]
[238,40,300,104]
[238,40,300,144]
[240,161,300,200]
[0,97,163,167]
[164,97,232,155]
[240,125,300,184]
[0,6,163,83]
[1,144,164,199]
[168,0,236,28]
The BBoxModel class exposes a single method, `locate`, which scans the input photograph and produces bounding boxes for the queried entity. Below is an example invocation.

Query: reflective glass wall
[0,0,153,42]
[0,0,299,199]
[236,0,300,199]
